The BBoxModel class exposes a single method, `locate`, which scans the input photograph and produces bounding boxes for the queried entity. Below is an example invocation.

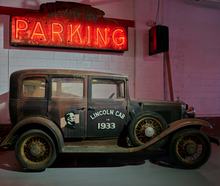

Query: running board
[62,146,130,153]
[61,139,131,153]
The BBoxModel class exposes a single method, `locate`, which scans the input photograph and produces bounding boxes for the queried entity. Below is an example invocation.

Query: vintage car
[0,69,218,171]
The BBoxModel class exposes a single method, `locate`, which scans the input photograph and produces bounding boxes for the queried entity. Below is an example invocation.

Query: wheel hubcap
[145,127,155,137]
[183,141,198,155]
[30,146,41,156]
[186,144,197,155]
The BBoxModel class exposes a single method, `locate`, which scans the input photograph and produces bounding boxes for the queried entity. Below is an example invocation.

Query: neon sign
[10,2,128,52]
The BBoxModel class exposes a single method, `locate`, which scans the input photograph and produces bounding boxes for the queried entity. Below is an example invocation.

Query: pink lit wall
[164,0,220,116]
[134,0,164,100]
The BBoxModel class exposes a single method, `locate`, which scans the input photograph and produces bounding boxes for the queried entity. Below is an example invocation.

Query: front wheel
[169,128,211,169]
[128,112,168,151]
[15,129,57,171]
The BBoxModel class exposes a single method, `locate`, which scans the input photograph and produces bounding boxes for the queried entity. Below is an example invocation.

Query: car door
[48,74,87,138]
[87,76,128,138]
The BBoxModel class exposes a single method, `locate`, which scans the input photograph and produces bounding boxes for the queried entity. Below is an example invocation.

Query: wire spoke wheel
[15,129,57,171]
[21,136,51,165]
[177,135,203,162]
[135,117,163,145]
[169,129,211,169]
[129,112,168,151]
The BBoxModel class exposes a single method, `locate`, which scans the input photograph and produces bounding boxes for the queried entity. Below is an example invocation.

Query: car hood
[129,99,185,124]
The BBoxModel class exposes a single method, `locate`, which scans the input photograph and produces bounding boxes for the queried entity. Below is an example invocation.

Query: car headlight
[186,107,196,118]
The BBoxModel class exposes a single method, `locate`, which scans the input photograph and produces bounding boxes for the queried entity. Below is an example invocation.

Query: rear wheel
[15,129,57,171]
[169,128,211,169]
[128,112,168,151]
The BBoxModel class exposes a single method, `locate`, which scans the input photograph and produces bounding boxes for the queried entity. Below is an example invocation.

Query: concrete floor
[0,141,220,186]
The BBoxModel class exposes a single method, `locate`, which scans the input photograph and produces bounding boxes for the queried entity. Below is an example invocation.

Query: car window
[22,77,46,98]
[52,77,83,98]
[92,79,125,99]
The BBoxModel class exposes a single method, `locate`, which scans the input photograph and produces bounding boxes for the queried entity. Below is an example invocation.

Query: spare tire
[128,111,168,151]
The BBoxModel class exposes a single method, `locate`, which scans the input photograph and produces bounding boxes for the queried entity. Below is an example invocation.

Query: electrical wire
[155,0,161,25]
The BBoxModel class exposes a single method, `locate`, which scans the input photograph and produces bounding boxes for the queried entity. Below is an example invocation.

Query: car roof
[10,69,128,79]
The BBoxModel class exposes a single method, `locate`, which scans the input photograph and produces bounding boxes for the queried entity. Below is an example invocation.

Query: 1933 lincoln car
[0,69,219,171]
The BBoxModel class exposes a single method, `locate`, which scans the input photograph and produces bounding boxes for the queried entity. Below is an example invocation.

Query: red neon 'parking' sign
[10,2,128,52]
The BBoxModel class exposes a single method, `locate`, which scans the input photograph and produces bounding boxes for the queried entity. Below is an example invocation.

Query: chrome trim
[186,107,196,118]
[181,103,187,118]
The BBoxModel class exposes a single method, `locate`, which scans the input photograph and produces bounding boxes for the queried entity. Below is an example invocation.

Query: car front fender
[0,117,64,151]
[128,118,213,152]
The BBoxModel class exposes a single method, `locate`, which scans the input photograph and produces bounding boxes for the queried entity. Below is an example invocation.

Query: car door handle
[77,107,85,110]
[88,106,95,111]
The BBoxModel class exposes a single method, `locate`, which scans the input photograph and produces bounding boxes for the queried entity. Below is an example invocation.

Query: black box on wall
[149,25,169,55]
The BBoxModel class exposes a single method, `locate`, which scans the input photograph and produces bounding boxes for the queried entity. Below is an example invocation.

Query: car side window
[22,77,46,98]
[92,79,125,99]
[52,77,84,98]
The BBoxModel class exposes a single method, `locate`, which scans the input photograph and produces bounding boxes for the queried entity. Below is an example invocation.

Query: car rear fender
[0,117,64,151]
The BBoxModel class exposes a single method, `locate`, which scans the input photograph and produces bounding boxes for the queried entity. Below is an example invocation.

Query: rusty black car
[0,69,218,171]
